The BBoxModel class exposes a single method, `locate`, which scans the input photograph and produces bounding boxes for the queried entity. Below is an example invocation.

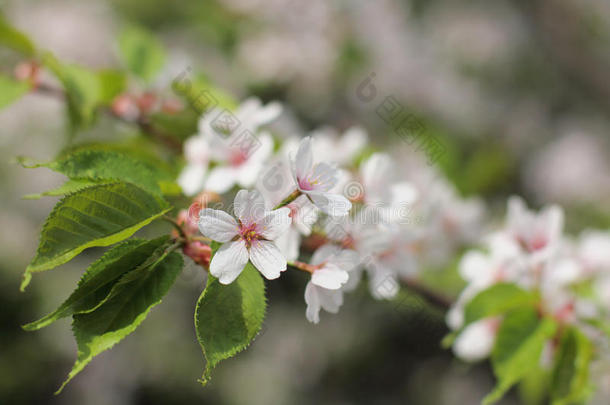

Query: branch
[400,278,452,310]
[35,82,183,152]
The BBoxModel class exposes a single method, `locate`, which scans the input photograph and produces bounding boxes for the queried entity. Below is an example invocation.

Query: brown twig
[34,82,183,153]
[400,278,452,310]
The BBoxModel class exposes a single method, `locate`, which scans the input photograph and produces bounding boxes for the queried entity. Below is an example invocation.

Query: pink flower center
[298,176,316,191]
[239,222,261,247]
[229,150,248,167]
[515,232,548,253]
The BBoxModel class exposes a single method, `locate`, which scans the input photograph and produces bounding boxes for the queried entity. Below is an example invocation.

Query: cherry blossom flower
[505,196,563,264]
[178,98,282,196]
[291,137,352,216]
[447,197,610,364]
[199,97,282,140]
[366,225,419,300]
[274,195,319,261]
[178,135,211,196]
[198,190,291,284]
[311,125,368,165]
[304,245,360,324]
[204,131,275,193]
[452,318,500,362]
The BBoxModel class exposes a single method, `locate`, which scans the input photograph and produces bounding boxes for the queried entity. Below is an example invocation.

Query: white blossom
[178,98,282,196]
[198,190,291,284]
[291,137,352,216]
[304,245,359,323]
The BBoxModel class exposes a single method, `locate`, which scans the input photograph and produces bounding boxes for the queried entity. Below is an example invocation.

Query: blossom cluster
[178,97,485,323]
[449,197,610,362]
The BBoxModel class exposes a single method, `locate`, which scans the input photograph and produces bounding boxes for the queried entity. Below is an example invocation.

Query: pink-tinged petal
[311,264,348,290]
[304,281,321,324]
[309,162,339,192]
[205,167,238,194]
[294,137,313,181]
[306,192,352,217]
[233,189,266,225]
[249,240,287,280]
[210,240,249,285]
[177,163,206,197]
[198,208,239,242]
[259,207,291,240]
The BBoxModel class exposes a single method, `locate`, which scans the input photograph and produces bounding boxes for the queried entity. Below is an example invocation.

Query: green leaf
[0,73,30,108]
[441,330,458,349]
[118,26,165,82]
[55,142,178,180]
[42,53,102,132]
[483,309,558,405]
[22,178,106,200]
[464,283,538,327]
[149,109,198,141]
[57,242,183,393]
[519,365,550,405]
[0,13,36,55]
[23,237,169,331]
[195,262,266,385]
[172,72,237,115]
[97,69,127,103]
[21,182,171,290]
[550,327,593,405]
[19,149,163,196]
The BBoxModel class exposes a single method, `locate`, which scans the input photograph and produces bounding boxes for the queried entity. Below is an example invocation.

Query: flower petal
[453,319,497,362]
[304,281,321,324]
[318,287,343,313]
[198,208,239,242]
[233,189,266,225]
[249,240,287,280]
[311,264,348,289]
[251,101,283,128]
[184,135,210,165]
[205,167,238,194]
[294,137,313,181]
[177,163,206,197]
[306,191,352,217]
[259,207,291,240]
[311,244,341,266]
[210,240,249,284]
[309,162,339,192]
[275,228,300,262]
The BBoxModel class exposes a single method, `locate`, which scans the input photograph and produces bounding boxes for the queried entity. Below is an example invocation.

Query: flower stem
[287,260,316,274]
[273,189,301,210]
[163,215,186,240]
[400,278,452,310]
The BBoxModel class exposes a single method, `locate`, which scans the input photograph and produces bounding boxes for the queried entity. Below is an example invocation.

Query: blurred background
[1,0,610,404]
